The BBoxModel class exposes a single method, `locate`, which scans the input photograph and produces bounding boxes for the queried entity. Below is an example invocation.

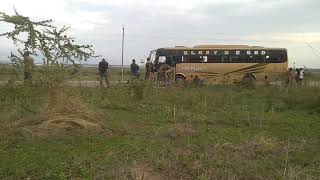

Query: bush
[128,78,147,100]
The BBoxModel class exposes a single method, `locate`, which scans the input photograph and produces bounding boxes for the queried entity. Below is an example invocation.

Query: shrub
[128,78,147,100]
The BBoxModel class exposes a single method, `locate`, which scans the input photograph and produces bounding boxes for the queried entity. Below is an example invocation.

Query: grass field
[0,64,133,82]
[1,64,320,83]
[0,83,319,179]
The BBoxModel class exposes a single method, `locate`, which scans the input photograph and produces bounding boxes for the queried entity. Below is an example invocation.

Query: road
[0,80,127,87]
[0,80,320,87]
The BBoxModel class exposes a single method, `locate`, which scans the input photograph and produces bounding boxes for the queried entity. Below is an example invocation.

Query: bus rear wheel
[241,74,256,88]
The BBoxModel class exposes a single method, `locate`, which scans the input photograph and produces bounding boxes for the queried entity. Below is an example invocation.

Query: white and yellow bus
[148,45,288,84]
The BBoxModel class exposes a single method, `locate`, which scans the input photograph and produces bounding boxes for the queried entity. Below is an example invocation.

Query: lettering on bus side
[181,67,208,72]
[183,50,267,55]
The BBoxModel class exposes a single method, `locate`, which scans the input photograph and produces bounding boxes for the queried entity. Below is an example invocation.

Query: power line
[305,42,320,57]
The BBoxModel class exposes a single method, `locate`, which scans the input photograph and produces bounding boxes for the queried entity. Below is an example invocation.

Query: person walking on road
[130,59,140,78]
[98,58,110,87]
[23,51,34,84]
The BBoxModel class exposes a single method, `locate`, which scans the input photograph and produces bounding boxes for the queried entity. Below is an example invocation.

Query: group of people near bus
[97,58,142,87]
[287,67,305,87]
[97,57,173,87]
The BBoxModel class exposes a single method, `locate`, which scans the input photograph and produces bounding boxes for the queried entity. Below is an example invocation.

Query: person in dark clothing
[264,75,270,87]
[130,59,140,78]
[98,58,110,87]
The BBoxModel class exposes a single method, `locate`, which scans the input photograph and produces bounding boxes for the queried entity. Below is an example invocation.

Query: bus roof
[157,45,287,51]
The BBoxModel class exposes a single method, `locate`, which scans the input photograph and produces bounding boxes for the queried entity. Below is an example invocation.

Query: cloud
[0,0,320,67]
[0,0,111,31]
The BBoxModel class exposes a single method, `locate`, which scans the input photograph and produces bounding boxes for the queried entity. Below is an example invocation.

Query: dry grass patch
[167,123,198,139]
[202,135,278,162]
[10,88,104,137]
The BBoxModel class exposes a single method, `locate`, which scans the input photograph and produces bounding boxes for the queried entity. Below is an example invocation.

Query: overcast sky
[0,0,320,67]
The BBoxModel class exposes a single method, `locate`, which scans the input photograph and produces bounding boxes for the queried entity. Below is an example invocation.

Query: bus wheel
[175,75,186,84]
[241,74,256,88]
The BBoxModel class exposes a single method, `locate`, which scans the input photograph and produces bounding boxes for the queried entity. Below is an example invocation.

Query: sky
[0,0,320,67]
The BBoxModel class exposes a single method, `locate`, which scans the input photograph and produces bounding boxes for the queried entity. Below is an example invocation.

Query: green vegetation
[305,70,320,82]
[0,84,319,179]
[0,64,132,82]
[1,8,319,180]
[0,11,97,88]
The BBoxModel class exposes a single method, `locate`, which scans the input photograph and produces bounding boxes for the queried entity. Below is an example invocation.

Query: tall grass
[0,84,319,179]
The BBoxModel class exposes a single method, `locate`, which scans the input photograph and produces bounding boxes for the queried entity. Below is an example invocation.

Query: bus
[147,45,288,84]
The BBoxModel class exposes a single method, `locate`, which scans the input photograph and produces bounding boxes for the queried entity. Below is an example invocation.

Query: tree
[0,10,96,68]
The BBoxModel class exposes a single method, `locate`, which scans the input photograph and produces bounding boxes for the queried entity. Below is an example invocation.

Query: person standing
[297,68,304,87]
[287,68,294,86]
[145,58,153,80]
[23,51,34,83]
[264,75,270,87]
[130,59,140,78]
[98,58,110,87]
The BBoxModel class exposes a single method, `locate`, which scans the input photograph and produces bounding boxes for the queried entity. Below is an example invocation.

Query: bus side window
[166,56,174,66]
[270,55,279,63]
[239,55,249,63]
[269,50,286,63]
[230,56,240,63]
[207,56,222,63]
[249,56,254,62]
[183,56,190,63]
[253,55,264,63]
[172,56,182,64]
[222,56,230,63]
[184,56,204,63]
[167,56,182,65]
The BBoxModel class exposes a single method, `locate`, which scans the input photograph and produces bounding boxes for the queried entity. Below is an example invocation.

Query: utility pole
[121,26,125,82]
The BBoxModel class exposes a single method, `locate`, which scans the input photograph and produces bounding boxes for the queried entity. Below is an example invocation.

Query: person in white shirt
[297,68,304,87]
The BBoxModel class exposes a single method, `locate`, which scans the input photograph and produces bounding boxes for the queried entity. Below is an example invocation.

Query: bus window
[159,56,166,63]
[249,56,254,62]
[207,56,222,63]
[165,56,174,66]
[230,56,240,63]
[170,56,182,64]
[267,50,287,63]
[222,56,230,63]
[253,55,264,63]
[183,56,203,63]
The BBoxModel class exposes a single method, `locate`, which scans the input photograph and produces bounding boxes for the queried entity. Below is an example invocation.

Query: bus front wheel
[175,75,186,84]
